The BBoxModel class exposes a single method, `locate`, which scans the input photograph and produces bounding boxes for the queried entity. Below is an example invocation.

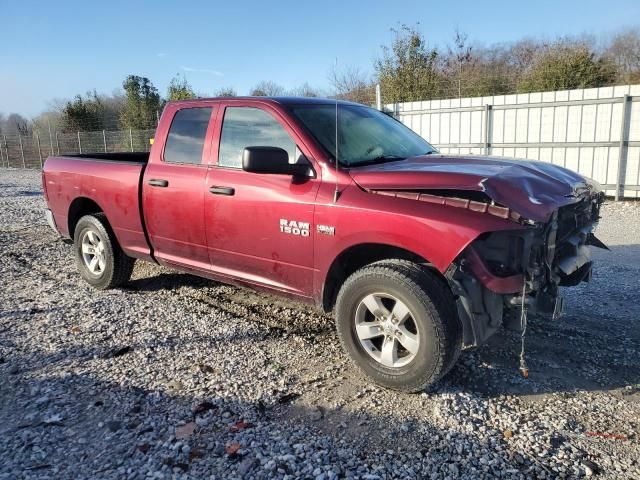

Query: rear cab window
[163,107,213,164]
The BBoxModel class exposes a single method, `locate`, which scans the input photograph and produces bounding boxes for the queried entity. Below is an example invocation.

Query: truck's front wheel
[335,260,461,392]
[73,214,135,289]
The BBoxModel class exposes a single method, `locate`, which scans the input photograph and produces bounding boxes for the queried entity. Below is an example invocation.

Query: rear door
[143,103,217,270]
[204,101,320,297]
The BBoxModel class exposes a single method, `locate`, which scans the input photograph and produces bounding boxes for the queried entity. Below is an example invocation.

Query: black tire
[73,213,135,289]
[335,259,461,392]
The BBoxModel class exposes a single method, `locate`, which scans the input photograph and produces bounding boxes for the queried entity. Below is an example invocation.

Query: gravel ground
[0,167,638,479]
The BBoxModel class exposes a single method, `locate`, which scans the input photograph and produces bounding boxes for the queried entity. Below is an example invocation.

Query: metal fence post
[103,130,107,153]
[3,135,8,168]
[55,132,60,155]
[36,133,43,168]
[77,131,82,154]
[129,128,134,152]
[375,84,382,111]
[18,135,26,168]
[484,104,493,156]
[48,121,54,155]
[615,94,632,201]
[0,135,4,167]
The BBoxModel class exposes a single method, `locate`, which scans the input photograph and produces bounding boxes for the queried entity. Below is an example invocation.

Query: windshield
[289,104,437,167]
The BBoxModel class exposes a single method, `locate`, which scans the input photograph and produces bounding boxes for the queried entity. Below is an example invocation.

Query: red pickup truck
[42,97,605,391]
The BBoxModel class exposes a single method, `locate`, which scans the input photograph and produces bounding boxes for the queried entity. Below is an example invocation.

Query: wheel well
[322,243,437,312]
[68,198,103,239]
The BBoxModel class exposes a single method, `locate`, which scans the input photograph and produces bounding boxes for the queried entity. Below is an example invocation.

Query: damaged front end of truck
[351,154,610,349]
[445,188,607,347]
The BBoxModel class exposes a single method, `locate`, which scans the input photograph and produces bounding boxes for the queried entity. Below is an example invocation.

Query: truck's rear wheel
[335,260,461,392]
[73,214,135,289]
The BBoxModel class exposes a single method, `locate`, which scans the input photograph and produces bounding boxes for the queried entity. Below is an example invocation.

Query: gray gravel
[0,167,638,479]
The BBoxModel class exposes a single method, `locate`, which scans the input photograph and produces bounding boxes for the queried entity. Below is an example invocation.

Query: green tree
[375,24,442,103]
[518,41,616,93]
[167,74,196,101]
[59,91,104,132]
[120,75,162,129]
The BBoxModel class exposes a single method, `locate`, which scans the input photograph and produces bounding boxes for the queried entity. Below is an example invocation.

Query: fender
[312,182,526,305]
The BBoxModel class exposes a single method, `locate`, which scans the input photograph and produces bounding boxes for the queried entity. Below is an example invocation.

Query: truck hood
[348,154,602,223]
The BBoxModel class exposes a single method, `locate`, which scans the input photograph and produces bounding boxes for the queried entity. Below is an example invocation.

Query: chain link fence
[0,128,156,168]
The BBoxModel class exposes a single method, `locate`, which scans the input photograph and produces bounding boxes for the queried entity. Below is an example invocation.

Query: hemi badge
[317,224,335,236]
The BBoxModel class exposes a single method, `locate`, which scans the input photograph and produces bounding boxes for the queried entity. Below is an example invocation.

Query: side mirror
[242,147,313,177]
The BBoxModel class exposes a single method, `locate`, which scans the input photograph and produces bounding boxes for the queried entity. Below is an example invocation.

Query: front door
[204,104,320,297]
[143,105,216,270]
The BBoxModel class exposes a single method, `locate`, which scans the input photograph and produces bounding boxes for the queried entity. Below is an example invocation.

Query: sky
[1,0,639,118]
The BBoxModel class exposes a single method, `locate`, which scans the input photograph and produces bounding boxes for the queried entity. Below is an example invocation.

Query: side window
[163,107,212,164]
[218,107,297,168]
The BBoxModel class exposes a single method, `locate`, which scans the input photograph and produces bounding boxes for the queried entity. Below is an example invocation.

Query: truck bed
[43,153,152,261]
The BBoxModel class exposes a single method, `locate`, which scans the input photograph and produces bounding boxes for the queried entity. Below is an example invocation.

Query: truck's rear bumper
[44,208,60,235]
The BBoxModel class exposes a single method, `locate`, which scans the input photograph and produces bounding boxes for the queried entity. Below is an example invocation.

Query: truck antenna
[333,59,341,203]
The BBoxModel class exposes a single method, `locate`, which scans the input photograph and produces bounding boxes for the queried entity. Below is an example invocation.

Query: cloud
[156,52,167,58]
[180,66,224,76]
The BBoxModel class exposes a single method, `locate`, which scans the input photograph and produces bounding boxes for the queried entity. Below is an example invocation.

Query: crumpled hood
[349,154,602,223]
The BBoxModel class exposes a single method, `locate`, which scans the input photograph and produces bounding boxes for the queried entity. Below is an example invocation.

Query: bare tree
[214,87,237,97]
[289,82,322,97]
[5,113,31,135]
[509,39,542,72]
[31,110,62,136]
[443,29,474,98]
[606,28,640,83]
[250,81,285,96]
[328,64,375,104]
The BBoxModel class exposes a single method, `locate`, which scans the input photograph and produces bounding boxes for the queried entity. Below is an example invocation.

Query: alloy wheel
[354,292,420,368]
[81,229,106,275]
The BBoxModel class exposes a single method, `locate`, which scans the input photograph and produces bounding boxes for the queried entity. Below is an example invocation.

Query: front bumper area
[446,193,606,347]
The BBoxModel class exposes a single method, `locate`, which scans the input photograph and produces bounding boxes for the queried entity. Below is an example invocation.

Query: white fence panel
[387,84,640,199]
